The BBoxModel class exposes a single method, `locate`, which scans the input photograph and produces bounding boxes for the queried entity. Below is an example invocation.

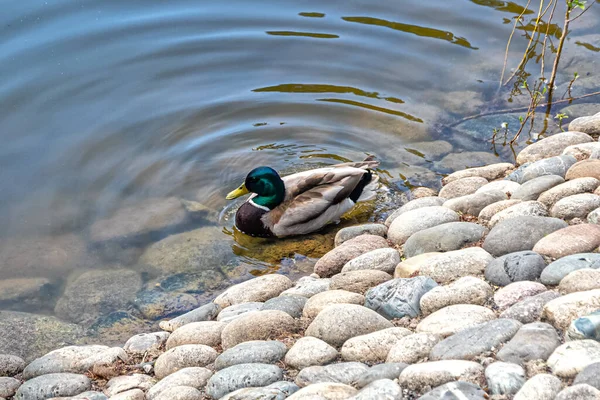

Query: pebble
[388,206,460,245]
[560,269,600,294]
[219,381,299,400]
[520,155,577,183]
[430,319,521,361]
[443,190,508,216]
[538,177,600,207]
[398,360,485,390]
[261,295,307,318]
[0,377,20,398]
[574,362,600,390]
[514,373,563,400]
[284,337,339,369]
[489,201,548,228]
[416,304,496,337]
[109,389,145,400]
[205,363,282,399]
[280,276,331,298]
[394,252,441,278]
[541,253,600,285]
[589,207,600,223]
[485,361,526,395]
[416,247,494,284]
[0,354,25,377]
[420,276,492,315]
[384,197,446,227]
[104,374,156,397]
[334,224,387,247]
[566,159,600,180]
[341,248,400,274]
[555,384,600,400]
[511,175,565,200]
[314,235,389,278]
[153,344,217,379]
[569,112,600,135]
[534,224,600,259]
[350,379,402,399]
[330,270,392,293]
[340,327,412,363]
[387,333,441,364]
[494,281,547,310]
[302,290,365,319]
[159,303,221,332]
[496,322,561,364]
[305,304,393,347]
[214,340,287,370]
[403,222,488,258]
[516,131,593,165]
[478,199,522,224]
[548,340,600,378]
[286,382,357,399]
[500,291,561,323]
[221,310,297,349]
[567,310,600,341]
[439,177,488,199]
[443,162,515,183]
[123,332,169,355]
[295,362,369,388]
[166,321,226,349]
[217,302,263,323]
[146,367,212,400]
[365,276,437,319]
[419,381,488,400]
[214,275,292,308]
[15,373,91,400]
[476,180,521,196]
[543,289,600,330]
[154,386,203,400]
[551,193,600,220]
[355,364,408,388]
[485,251,547,286]
[564,142,600,160]
[483,216,568,256]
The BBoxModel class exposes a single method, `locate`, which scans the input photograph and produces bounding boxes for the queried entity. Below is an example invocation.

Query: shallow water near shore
[1,0,600,352]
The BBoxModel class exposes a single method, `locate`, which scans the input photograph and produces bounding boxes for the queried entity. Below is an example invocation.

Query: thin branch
[540,0,559,78]
[569,2,595,22]
[500,0,533,87]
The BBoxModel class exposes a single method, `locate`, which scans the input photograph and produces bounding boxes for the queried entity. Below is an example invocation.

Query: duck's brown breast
[235,201,275,237]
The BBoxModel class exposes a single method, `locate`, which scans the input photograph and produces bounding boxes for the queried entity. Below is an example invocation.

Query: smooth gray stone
[261,296,306,319]
[520,155,577,183]
[567,310,600,341]
[221,381,299,400]
[295,362,369,387]
[485,362,526,395]
[555,384,600,400]
[71,392,108,400]
[215,341,287,370]
[443,190,508,216]
[497,322,561,364]
[574,362,600,390]
[356,363,408,389]
[418,381,487,399]
[506,162,532,183]
[206,363,282,399]
[403,222,488,258]
[540,253,600,285]
[15,373,91,400]
[483,216,568,256]
[365,277,438,319]
[0,354,25,377]
[430,319,522,361]
[0,377,20,398]
[511,175,565,200]
[159,302,221,331]
[500,291,561,324]
[485,251,547,286]
[351,379,402,400]
[335,224,388,246]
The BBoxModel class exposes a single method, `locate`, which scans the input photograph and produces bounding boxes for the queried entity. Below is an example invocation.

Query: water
[1,0,599,346]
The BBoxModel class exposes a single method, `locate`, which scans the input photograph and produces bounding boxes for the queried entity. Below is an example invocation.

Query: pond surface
[1,0,599,351]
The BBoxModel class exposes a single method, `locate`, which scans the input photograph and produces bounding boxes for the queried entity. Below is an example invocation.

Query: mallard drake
[226,156,380,238]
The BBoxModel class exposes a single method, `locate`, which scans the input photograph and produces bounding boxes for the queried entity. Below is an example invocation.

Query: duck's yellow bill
[226,183,250,200]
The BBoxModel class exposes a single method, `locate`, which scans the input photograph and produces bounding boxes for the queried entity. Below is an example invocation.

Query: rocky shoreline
[3,110,600,399]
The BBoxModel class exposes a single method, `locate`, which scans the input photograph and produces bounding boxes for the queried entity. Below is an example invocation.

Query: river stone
[341,327,412,363]
[154,344,217,379]
[420,276,492,315]
[146,367,213,400]
[543,290,600,330]
[567,142,600,160]
[165,321,226,349]
[569,113,600,135]
[485,362,526,395]
[14,373,91,400]
[539,177,600,207]
[111,388,145,400]
[355,364,408,388]
[511,175,565,201]
[220,381,300,400]
[384,197,446,227]
[215,340,287,370]
[54,269,142,325]
[295,362,369,387]
[206,363,282,399]
[284,337,338,369]
[330,270,392,294]
[548,340,600,378]
[302,290,365,319]
[159,302,221,332]
[399,360,485,390]
[430,319,521,361]
[261,295,306,318]
[221,310,297,349]
[214,275,292,308]
[403,222,488,258]
[514,373,563,400]
[305,304,393,347]
[417,247,494,284]
[286,382,357,399]
[416,304,496,337]
[0,354,25,377]
[519,155,577,183]
[104,374,156,397]
[483,216,568,256]
[0,377,20,398]
[134,290,200,320]
[394,252,441,278]
[556,384,600,400]
[280,276,331,298]
[443,163,515,184]
[574,362,600,389]
[153,386,202,400]
[494,281,547,310]
[551,194,600,220]
[387,333,441,364]
[435,151,501,172]
[541,253,600,285]
[439,177,488,199]
[341,248,400,274]
[478,199,522,224]
[489,201,548,228]
[560,269,600,294]
[590,207,600,223]
[217,302,263,323]
[516,131,593,165]
[443,190,508,216]
[365,276,437,319]
[124,331,169,356]
[334,224,387,246]
[476,180,521,196]
[314,235,389,278]
[497,322,561,365]
[0,277,57,310]
[485,251,546,286]
[533,224,600,258]
[500,291,561,323]
[419,381,488,400]
[388,206,460,245]
[567,310,600,341]
[566,159,600,180]
[350,379,401,399]
[412,187,439,198]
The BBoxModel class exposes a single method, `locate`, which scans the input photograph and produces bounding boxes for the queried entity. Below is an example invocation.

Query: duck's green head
[226,166,285,209]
